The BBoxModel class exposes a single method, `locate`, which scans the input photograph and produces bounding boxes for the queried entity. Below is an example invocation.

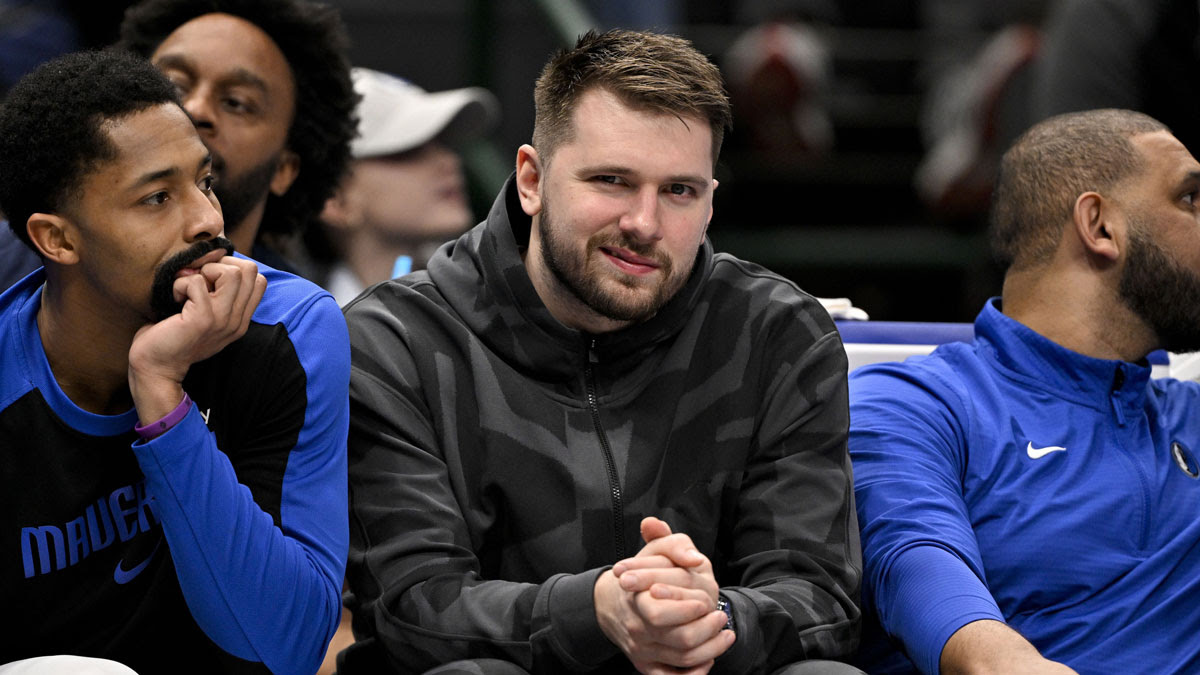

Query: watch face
[717,596,735,632]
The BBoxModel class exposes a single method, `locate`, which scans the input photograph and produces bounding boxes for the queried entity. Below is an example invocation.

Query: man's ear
[320,186,354,231]
[1072,191,1122,263]
[26,213,78,265]
[515,144,543,217]
[269,149,301,197]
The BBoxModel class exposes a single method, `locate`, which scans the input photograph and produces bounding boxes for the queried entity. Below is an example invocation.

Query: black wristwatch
[716,594,735,633]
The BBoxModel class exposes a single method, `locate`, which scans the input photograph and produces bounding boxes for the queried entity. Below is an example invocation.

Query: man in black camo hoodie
[340,28,863,675]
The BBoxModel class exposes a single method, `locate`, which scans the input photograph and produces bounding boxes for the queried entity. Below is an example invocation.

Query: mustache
[590,233,667,262]
[149,237,237,321]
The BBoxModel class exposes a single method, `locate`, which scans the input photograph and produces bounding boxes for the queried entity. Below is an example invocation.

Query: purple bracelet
[134,393,193,440]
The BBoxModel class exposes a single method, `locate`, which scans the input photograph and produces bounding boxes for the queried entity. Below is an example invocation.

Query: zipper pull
[1111,366,1127,426]
[588,337,599,364]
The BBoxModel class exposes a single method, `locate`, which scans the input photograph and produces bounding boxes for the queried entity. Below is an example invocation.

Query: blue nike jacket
[0,258,349,674]
[849,298,1200,674]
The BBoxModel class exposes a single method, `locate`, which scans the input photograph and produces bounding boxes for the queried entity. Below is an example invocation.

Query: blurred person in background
[1031,0,1200,156]
[118,0,358,275]
[315,67,498,306]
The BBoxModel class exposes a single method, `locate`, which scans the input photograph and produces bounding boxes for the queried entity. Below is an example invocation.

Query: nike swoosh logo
[114,539,162,585]
[1027,442,1067,459]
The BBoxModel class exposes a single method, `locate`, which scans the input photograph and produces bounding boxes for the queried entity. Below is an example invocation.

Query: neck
[37,274,140,415]
[341,230,429,287]
[1001,265,1156,362]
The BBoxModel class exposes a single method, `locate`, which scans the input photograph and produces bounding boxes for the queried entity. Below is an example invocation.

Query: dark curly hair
[118,0,358,239]
[0,50,181,251]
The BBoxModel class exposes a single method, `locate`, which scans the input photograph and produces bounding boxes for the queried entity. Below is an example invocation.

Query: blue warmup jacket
[849,299,1200,674]
[1,259,349,674]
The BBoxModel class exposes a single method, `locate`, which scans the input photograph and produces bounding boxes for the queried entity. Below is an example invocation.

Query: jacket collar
[976,298,1152,408]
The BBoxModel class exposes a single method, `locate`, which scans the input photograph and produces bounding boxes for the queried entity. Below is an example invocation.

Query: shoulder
[847,347,988,485]
[0,277,41,408]
[342,272,450,342]
[849,343,984,421]
[1150,375,1200,416]
[0,226,40,290]
[246,255,343,330]
[237,256,350,377]
[706,252,837,340]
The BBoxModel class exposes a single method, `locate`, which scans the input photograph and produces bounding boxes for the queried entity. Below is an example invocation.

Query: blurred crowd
[2,0,1197,315]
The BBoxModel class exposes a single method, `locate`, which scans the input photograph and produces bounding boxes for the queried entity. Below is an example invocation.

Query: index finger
[234,272,267,332]
[636,533,708,569]
[201,255,258,285]
[614,555,676,577]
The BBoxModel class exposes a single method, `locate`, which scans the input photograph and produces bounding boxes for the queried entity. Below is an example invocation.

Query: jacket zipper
[1109,366,1127,427]
[585,338,626,559]
[1111,364,1150,550]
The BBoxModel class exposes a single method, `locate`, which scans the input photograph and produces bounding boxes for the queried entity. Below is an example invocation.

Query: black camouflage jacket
[340,177,861,674]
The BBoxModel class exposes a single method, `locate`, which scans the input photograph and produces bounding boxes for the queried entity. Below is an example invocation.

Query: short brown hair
[532,29,731,165]
[990,109,1168,270]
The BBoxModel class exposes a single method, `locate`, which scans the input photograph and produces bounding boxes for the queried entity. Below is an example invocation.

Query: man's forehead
[94,104,209,184]
[1132,131,1200,180]
[152,13,295,89]
[566,88,717,172]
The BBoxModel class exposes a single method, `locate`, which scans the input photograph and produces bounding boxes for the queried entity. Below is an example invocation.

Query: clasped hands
[595,516,735,675]
[128,254,265,424]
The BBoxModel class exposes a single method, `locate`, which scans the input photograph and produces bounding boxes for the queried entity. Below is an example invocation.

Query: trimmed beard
[212,152,280,238]
[537,191,691,325]
[150,237,237,321]
[1118,217,1200,354]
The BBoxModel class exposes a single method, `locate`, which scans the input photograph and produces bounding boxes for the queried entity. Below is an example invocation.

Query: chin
[406,218,472,241]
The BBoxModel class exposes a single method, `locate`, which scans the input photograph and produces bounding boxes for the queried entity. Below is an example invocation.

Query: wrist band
[134,393,192,440]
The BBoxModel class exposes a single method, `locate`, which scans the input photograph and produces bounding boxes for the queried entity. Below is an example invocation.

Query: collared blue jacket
[850,299,1200,674]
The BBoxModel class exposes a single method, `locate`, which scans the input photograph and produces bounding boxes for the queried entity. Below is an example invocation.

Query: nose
[618,186,662,242]
[185,186,224,242]
[416,142,462,179]
[179,87,216,134]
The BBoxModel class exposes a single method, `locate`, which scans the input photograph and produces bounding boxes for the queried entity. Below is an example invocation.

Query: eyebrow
[153,53,270,95]
[128,153,213,192]
[582,165,710,187]
[1172,170,1200,191]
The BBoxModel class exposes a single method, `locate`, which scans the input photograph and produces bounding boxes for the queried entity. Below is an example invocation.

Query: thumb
[641,516,672,543]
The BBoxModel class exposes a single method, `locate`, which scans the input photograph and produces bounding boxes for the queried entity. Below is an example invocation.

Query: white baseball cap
[350,67,500,159]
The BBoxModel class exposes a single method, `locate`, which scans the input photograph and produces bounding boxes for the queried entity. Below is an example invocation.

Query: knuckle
[641,605,664,625]
[670,533,695,546]
[679,641,719,667]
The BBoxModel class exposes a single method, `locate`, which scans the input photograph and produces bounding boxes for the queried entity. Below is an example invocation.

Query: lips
[439,184,465,203]
[600,246,661,274]
[176,248,228,277]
